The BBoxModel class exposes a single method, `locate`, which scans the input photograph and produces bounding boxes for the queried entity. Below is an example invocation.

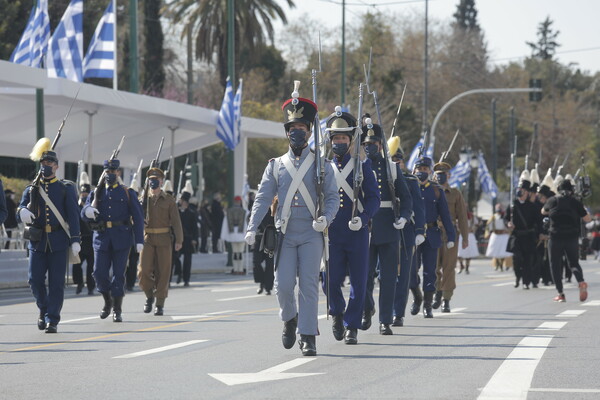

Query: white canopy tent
[0,60,281,194]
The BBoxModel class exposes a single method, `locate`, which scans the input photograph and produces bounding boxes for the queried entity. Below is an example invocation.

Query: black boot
[423,292,434,318]
[282,314,298,349]
[392,316,404,327]
[143,297,154,313]
[100,292,112,319]
[257,283,264,295]
[332,314,344,341]
[298,334,316,356]
[442,299,451,313]
[432,291,442,309]
[410,287,423,316]
[361,308,375,331]
[112,297,123,322]
[344,328,358,345]
[37,313,46,330]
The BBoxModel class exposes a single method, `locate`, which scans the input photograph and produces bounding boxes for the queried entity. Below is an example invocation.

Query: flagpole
[112,0,117,90]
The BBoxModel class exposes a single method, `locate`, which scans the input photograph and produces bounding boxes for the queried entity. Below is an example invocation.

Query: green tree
[142,0,166,95]
[0,0,29,60]
[453,0,480,32]
[163,0,295,88]
[526,16,560,61]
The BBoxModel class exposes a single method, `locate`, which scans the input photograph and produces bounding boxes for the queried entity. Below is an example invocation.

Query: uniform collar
[334,152,352,165]
[43,177,58,184]
[287,145,311,160]
[105,183,119,189]
[420,180,430,188]
[150,190,165,199]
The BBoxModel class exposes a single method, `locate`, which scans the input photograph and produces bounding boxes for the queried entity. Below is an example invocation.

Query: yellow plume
[29,138,51,162]
[387,136,401,156]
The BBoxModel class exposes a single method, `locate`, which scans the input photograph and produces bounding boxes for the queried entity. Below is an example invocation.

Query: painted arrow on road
[209,358,324,386]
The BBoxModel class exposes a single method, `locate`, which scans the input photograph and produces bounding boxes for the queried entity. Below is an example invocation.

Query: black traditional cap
[557,179,574,192]
[103,159,120,170]
[40,151,58,163]
[281,92,317,133]
[415,156,433,168]
[80,184,91,193]
[360,116,383,143]
[325,106,356,140]
[180,191,191,202]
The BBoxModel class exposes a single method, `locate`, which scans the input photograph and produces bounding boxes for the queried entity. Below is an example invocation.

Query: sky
[276,0,600,74]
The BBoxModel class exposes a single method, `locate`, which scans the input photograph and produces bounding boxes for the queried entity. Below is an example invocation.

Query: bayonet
[438,129,460,163]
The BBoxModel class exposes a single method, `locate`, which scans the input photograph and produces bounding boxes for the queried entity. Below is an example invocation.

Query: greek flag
[477,153,498,199]
[9,0,50,68]
[308,117,330,151]
[406,138,434,172]
[46,0,83,81]
[83,0,116,79]
[449,160,471,188]
[216,77,242,150]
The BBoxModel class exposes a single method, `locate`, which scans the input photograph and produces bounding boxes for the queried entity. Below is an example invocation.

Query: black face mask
[288,129,308,149]
[332,142,349,157]
[105,173,117,185]
[41,165,53,177]
[416,171,429,182]
[364,143,380,160]
[149,178,160,189]
[435,172,447,185]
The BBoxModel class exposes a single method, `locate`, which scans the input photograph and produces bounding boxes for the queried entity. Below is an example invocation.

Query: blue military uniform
[17,147,80,332]
[82,159,144,322]
[0,179,7,224]
[410,156,455,318]
[247,93,339,356]
[320,108,380,344]
[361,120,413,335]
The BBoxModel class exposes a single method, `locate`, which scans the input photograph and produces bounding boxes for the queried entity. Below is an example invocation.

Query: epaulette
[61,179,76,187]
[403,172,418,181]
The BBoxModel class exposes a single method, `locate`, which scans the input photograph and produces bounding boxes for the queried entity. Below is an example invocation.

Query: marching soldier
[17,139,81,333]
[542,178,590,302]
[432,162,468,313]
[388,137,426,327]
[245,88,339,356]
[82,159,144,322]
[409,156,455,318]
[528,167,544,288]
[138,167,183,315]
[361,117,413,335]
[72,174,95,295]
[174,187,198,286]
[506,170,540,289]
[322,107,380,344]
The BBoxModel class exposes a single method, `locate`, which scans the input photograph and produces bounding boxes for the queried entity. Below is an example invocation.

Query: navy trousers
[29,249,68,324]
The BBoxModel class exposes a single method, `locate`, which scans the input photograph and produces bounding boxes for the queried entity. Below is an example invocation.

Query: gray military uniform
[248,146,339,335]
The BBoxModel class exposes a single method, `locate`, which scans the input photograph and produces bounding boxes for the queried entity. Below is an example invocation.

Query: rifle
[389,84,407,140]
[438,129,460,163]
[177,157,189,196]
[27,87,81,213]
[130,158,144,192]
[140,137,165,213]
[351,83,365,221]
[91,136,126,209]
[75,141,87,192]
[164,156,173,180]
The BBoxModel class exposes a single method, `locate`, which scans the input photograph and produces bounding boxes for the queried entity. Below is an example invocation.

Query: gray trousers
[275,217,323,336]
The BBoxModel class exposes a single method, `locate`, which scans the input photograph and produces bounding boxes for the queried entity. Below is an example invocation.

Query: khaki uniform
[138,191,183,305]
[436,186,468,299]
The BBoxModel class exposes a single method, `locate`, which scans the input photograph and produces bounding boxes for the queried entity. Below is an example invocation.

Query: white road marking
[436,307,466,316]
[492,282,514,287]
[556,310,586,318]
[113,340,209,359]
[529,388,600,393]
[211,286,257,293]
[171,310,238,321]
[60,316,99,324]
[209,358,324,386]
[582,300,600,306]
[217,294,262,302]
[478,335,554,400]
[535,321,567,331]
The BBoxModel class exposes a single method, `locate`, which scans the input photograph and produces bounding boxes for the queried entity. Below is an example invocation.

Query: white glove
[312,216,327,232]
[415,234,425,246]
[245,231,256,245]
[84,207,99,219]
[586,221,597,230]
[393,217,407,230]
[348,216,362,231]
[447,241,455,249]
[136,243,144,253]
[19,208,35,224]
[71,242,81,257]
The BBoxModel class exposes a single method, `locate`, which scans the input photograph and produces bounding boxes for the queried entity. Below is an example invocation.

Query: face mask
[105,173,117,185]
[416,171,429,182]
[364,143,380,160]
[332,142,349,157]
[435,172,447,185]
[41,165,53,177]
[288,129,307,149]
[149,178,160,189]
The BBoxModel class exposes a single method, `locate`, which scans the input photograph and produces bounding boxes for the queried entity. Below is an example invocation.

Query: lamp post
[469,153,480,214]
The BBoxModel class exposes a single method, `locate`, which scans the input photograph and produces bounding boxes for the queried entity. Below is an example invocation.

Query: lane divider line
[113,340,209,359]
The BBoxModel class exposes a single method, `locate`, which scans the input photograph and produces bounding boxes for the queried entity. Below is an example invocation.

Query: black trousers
[173,238,193,283]
[253,246,274,291]
[126,246,138,290]
[512,239,535,286]
[548,235,584,294]
[72,251,95,291]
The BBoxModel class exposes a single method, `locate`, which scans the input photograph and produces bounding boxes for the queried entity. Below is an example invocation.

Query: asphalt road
[1,259,600,400]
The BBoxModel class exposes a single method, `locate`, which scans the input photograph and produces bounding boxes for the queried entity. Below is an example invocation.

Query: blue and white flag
[216,77,242,151]
[477,153,498,199]
[83,0,116,79]
[46,0,83,81]
[9,0,50,68]
[406,138,434,172]
[448,160,471,188]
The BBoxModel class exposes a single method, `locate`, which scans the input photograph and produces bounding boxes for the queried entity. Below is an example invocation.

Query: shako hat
[538,168,556,198]
[415,156,433,169]
[282,81,317,132]
[433,162,452,172]
[325,106,356,140]
[360,115,383,143]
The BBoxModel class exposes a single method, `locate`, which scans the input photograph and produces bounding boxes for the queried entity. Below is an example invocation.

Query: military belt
[45,224,62,233]
[145,227,170,234]
[380,201,393,208]
[426,222,438,229]
[106,220,129,228]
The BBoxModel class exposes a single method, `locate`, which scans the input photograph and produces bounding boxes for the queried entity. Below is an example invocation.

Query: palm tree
[163,0,295,87]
